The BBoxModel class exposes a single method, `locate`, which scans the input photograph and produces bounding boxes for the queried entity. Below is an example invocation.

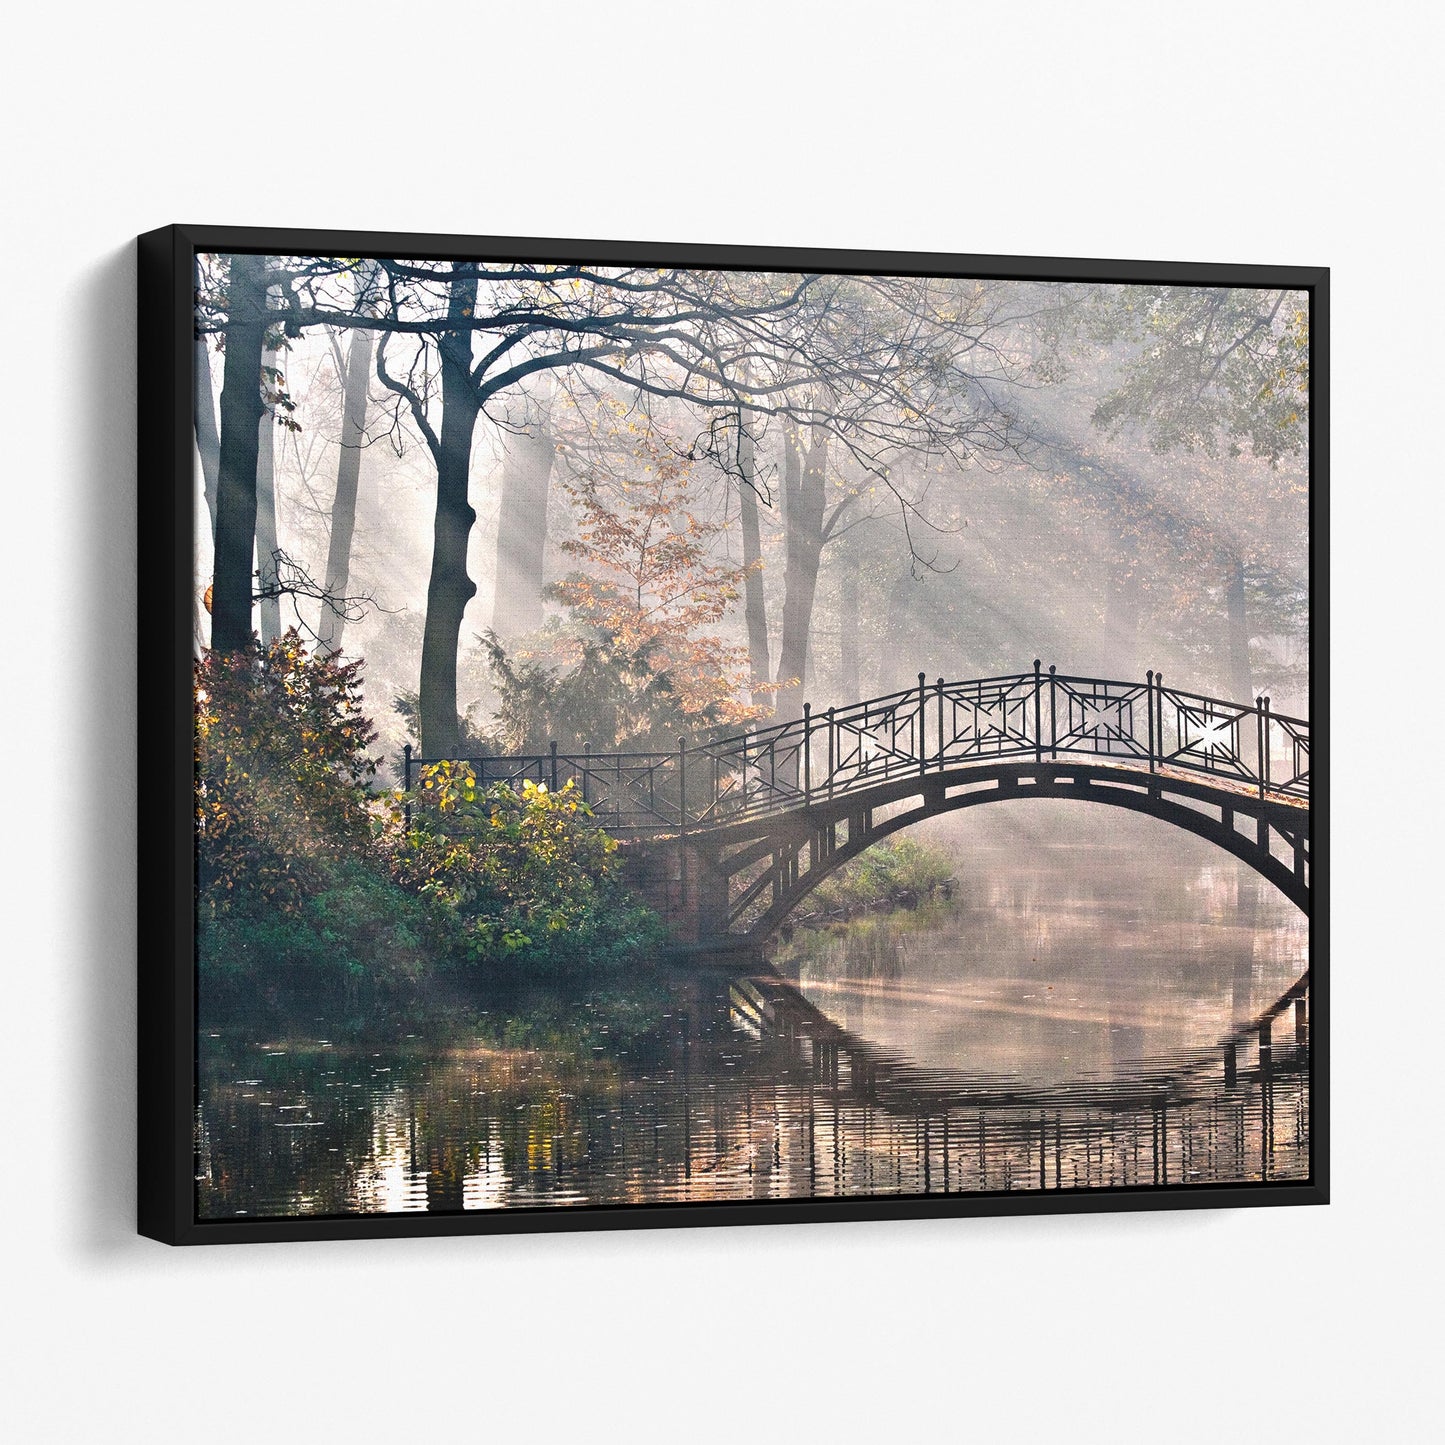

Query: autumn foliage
[486,405,769,751]
[553,461,752,714]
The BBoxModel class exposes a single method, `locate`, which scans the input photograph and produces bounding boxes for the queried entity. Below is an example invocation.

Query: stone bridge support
[619,838,730,945]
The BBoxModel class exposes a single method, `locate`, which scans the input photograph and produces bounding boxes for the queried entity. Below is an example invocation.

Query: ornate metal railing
[403,664,1309,837]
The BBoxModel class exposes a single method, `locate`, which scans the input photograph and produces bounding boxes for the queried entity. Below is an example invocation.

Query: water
[196,808,1311,1218]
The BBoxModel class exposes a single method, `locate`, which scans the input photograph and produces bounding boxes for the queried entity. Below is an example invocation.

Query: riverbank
[785,837,956,932]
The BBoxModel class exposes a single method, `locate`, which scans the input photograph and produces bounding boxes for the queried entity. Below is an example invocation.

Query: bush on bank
[387,762,666,973]
[803,838,956,922]
[193,634,662,1004]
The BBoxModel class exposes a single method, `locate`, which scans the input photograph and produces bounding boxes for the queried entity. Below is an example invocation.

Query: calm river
[196,805,1311,1218]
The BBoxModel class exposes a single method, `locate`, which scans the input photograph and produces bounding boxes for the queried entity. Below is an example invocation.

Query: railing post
[402,742,412,833]
[936,677,945,770]
[803,702,813,804]
[581,741,591,806]
[1257,696,1270,799]
[1155,674,1164,767]
[827,707,836,799]
[549,739,559,793]
[1048,665,1058,759]
[678,735,688,837]
[1146,670,1156,773]
[1033,660,1043,763]
[918,672,928,776]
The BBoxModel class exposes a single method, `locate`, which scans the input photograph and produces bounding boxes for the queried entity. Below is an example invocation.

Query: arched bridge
[406,665,1311,941]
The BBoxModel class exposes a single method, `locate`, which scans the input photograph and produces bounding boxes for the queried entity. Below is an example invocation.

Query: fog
[193,261,1310,774]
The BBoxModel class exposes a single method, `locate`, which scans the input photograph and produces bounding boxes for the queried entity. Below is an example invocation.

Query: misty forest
[190,254,1312,1216]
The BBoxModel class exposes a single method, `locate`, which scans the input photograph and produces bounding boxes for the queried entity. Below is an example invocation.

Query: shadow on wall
[74,243,139,1253]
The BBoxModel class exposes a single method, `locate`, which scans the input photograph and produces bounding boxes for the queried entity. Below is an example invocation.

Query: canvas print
[179,243,1315,1226]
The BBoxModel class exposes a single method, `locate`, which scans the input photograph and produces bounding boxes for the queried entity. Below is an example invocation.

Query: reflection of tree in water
[199,1035,629,1217]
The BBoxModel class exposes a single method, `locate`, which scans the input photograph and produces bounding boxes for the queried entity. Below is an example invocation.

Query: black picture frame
[138,224,1327,1245]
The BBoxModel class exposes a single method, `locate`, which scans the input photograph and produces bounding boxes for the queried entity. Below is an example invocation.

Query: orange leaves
[543,409,761,728]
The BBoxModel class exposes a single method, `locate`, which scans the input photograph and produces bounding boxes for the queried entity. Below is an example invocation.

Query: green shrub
[806,838,955,919]
[198,860,437,1001]
[388,766,666,973]
[193,636,664,999]
[194,630,388,914]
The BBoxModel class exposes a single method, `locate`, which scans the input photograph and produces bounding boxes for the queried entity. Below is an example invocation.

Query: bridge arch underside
[704,760,1311,940]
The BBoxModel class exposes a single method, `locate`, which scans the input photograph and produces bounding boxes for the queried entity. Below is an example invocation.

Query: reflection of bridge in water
[410,666,1312,942]
[194,958,1312,1214]
[716,967,1310,1192]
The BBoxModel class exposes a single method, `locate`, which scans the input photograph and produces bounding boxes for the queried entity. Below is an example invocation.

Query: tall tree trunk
[211,252,269,655]
[838,539,860,700]
[490,386,554,639]
[318,318,375,656]
[194,333,221,538]
[193,348,219,655]
[418,263,482,757]
[775,421,827,723]
[193,259,221,655]
[737,424,771,707]
[1225,550,1253,700]
[254,325,282,647]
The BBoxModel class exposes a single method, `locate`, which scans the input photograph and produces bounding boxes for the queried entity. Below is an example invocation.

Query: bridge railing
[402,744,691,836]
[402,666,1309,835]
[1145,676,1309,801]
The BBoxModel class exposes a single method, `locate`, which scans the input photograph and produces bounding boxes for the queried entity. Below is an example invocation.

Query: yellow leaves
[419,759,477,813]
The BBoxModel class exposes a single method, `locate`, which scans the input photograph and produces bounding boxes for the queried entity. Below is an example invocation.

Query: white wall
[2,2,1439,1439]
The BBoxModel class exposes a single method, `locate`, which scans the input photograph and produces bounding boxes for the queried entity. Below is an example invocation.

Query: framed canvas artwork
[137,226,1326,1243]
